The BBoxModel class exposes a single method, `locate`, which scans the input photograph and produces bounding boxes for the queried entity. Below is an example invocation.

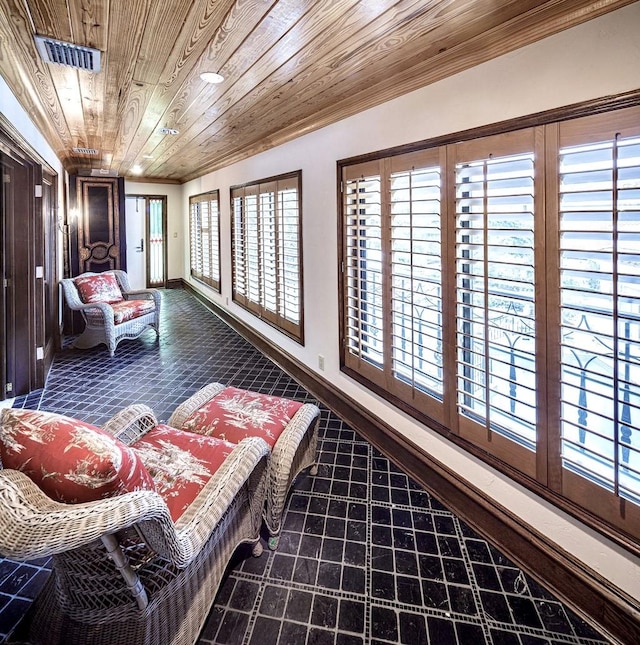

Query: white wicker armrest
[77,301,115,321]
[102,403,158,444]
[270,403,320,465]
[167,382,227,428]
[0,435,269,568]
[0,469,170,561]
[123,289,159,300]
[140,436,270,568]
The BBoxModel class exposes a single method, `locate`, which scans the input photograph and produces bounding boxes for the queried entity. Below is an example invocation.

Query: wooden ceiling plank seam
[139,0,395,175]
[112,0,242,174]
[141,0,467,176]
[0,0,75,161]
[175,0,635,181]
[24,0,73,42]
[99,0,154,157]
[131,0,195,85]
[117,0,276,173]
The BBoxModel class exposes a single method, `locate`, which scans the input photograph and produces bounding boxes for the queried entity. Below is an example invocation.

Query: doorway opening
[125,195,167,289]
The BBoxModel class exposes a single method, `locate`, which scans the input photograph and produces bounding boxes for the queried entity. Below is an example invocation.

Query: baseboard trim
[182,280,640,645]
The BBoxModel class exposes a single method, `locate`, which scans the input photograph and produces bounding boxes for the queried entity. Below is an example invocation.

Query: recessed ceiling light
[131,164,142,175]
[200,72,224,84]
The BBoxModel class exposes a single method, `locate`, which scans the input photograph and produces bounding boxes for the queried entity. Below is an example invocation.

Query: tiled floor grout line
[454,514,498,644]
[364,441,373,645]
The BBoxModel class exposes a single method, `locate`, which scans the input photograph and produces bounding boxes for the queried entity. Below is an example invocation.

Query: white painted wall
[183,3,640,601]
[0,76,63,175]
[124,181,184,281]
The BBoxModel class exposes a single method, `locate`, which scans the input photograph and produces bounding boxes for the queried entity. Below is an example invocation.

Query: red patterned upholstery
[84,299,156,326]
[75,273,123,304]
[181,387,303,449]
[132,424,236,522]
[0,408,155,503]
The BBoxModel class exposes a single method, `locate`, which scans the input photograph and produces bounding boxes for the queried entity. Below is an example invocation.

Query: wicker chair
[60,270,161,356]
[0,404,270,645]
[168,383,320,549]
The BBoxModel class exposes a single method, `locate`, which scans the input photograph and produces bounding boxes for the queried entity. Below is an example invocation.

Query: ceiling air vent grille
[35,35,101,72]
[73,147,99,155]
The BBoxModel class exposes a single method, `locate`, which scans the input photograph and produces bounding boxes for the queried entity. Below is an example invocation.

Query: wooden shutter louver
[557,127,640,513]
[231,172,303,342]
[453,134,539,476]
[390,161,443,399]
[189,191,220,291]
[343,162,385,378]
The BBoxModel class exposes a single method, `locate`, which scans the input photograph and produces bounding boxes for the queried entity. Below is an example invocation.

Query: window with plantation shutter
[231,171,303,342]
[189,191,220,291]
[452,132,541,476]
[551,108,640,530]
[343,150,446,425]
[340,104,640,541]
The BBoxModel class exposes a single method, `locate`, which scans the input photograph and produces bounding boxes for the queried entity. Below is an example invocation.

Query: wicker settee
[168,383,320,549]
[0,404,269,645]
[60,270,161,356]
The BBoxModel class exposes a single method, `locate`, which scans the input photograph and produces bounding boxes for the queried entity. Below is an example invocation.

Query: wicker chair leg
[101,534,148,610]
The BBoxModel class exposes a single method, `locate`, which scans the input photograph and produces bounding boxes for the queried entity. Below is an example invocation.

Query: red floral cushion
[131,424,235,522]
[112,299,155,324]
[181,387,303,449]
[0,408,155,503]
[75,273,123,304]
[84,299,155,326]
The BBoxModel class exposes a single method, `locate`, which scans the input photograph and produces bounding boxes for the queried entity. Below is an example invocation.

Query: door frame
[126,193,168,289]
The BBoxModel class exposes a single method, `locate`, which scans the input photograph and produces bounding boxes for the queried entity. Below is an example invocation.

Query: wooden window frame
[189,190,221,292]
[338,90,640,553]
[231,170,304,344]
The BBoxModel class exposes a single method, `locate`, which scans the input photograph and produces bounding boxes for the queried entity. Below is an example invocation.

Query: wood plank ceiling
[0,0,634,183]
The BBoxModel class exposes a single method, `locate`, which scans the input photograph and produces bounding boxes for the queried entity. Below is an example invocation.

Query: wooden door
[69,175,126,275]
[0,138,54,399]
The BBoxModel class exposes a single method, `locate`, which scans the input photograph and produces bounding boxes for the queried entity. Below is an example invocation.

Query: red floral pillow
[132,424,235,522]
[181,387,303,449]
[0,408,155,503]
[75,273,123,304]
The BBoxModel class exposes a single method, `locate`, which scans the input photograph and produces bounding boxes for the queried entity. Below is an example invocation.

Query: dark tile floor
[0,289,611,644]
